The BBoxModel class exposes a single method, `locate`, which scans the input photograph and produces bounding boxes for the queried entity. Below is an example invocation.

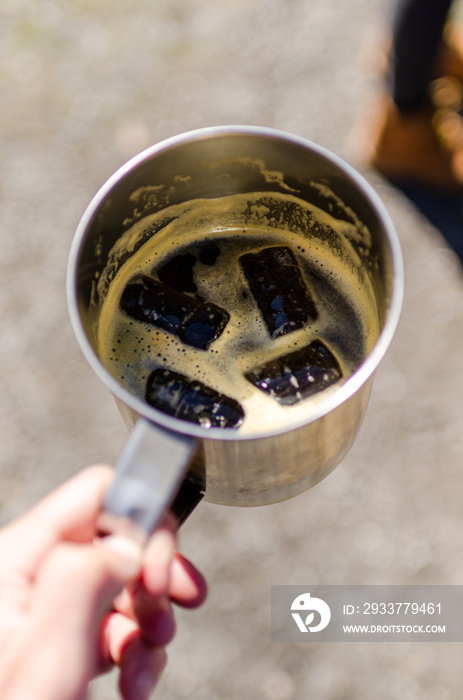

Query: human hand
[0,465,207,700]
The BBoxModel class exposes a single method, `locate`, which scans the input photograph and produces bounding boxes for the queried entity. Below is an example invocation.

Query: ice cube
[120,276,229,350]
[155,242,220,295]
[244,340,342,405]
[157,253,197,293]
[239,246,318,338]
[198,241,220,266]
[145,368,244,428]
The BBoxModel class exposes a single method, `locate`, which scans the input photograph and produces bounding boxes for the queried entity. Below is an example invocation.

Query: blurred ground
[2,1,463,699]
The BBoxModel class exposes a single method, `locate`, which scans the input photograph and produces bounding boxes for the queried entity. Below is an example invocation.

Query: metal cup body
[67,126,403,506]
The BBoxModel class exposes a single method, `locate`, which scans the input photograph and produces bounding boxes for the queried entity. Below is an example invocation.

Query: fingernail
[135,670,157,699]
[97,535,143,578]
[135,650,167,699]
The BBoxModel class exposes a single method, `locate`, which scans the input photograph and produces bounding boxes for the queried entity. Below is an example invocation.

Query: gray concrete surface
[2,1,463,699]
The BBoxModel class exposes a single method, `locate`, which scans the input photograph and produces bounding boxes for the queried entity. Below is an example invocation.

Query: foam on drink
[96,191,380,436]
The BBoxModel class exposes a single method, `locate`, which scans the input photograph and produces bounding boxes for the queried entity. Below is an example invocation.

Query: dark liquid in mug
[97,192,380,435]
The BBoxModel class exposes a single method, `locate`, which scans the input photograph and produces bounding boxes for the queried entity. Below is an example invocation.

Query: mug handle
[97,418,201,544]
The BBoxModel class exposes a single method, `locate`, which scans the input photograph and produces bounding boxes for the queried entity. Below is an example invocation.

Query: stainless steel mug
[67,125,404,541]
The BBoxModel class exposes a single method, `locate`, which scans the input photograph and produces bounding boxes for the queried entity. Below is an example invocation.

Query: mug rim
[67,124,404,442]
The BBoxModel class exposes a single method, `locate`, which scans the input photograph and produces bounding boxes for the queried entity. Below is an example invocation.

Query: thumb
[34,535,143,627]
